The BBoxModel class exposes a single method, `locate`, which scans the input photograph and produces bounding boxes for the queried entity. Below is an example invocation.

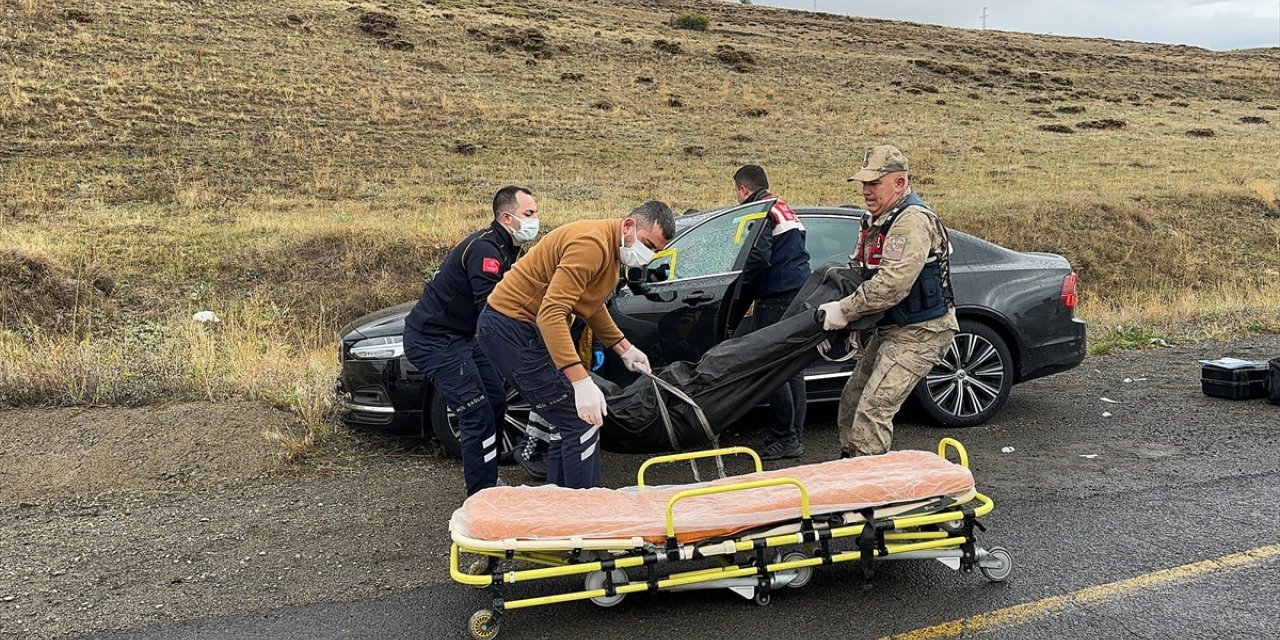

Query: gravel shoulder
[1,402,469,639]
[3,336,1279,639]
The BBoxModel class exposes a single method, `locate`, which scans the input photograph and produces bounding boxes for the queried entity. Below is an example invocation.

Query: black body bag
[600,263,879,454]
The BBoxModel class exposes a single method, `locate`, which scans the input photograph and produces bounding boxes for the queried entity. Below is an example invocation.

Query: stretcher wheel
[780,551,813,589]
[468,609,500,640]
[584,569,629,607]
[979,547,1013,582]
[464,556,495,575]
[753,589,771,606]
[463,556,496,589]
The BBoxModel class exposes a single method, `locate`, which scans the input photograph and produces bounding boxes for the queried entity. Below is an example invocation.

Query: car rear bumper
[1019,317,1087,383]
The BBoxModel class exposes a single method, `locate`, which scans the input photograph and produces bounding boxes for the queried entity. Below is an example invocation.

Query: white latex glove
[817,300,850,331]
[620,345,651,375]
[572,378,608,426]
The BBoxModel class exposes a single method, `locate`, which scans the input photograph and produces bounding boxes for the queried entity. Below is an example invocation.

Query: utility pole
[981,7,988,30]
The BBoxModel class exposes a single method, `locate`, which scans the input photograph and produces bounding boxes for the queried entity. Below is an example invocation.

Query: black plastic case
[1200,359,1270,400]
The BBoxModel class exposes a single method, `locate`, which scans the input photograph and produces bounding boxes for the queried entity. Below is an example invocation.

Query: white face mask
[620,226,655,267]
[509,215,539,243]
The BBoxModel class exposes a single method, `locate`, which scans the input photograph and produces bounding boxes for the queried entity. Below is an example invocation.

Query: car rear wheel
[912,320,1013,428]
[429,385,529,465]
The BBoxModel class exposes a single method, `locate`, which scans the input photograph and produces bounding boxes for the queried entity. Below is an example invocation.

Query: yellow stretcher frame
[451,438,1008,640]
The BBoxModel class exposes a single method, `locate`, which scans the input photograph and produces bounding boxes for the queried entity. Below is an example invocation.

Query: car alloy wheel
[912,320,1013,428]
[429,384,530,465]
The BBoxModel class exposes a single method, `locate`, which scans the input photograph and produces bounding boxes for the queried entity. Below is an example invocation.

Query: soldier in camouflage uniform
[817,145,958,458]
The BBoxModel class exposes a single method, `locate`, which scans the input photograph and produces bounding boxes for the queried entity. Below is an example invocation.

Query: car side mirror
[623,265,647,295]
[625,261,673,290]
[624,265,677,302]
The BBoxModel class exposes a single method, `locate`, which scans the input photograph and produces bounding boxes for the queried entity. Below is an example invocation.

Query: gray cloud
[757,0,1280,50]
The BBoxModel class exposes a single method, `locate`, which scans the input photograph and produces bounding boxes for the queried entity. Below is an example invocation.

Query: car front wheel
[912,320,1013,428]
[428,385,529,464]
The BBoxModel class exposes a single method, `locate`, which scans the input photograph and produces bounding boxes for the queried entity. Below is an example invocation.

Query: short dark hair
[628,200,676,241]
[732,165,769,192]
[493,185,533,219]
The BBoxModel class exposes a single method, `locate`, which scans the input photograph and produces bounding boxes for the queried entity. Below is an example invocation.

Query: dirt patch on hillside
[0,249,115,334]
[222,230,444,325]
[0,402,296,504]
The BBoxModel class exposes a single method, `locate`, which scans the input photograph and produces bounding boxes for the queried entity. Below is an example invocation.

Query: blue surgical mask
[511,216,539,243]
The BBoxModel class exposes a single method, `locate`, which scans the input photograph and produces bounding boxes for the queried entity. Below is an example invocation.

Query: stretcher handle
[936,437,969,468]
[636,447,764,488]
[665,477,810,540]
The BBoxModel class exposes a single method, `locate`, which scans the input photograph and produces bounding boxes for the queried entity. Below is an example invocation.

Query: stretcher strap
[644,553,660,592]
[641,370,717,453]
[489,579,506,614]
[651,375,682,454]
[799,517,816,542]
[817,528,834,565]
[599,558,619,597]
[753,539,769,578]
[857,508,888,584]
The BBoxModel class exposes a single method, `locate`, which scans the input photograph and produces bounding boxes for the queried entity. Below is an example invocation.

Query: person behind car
[402,186,540,496]
[731,165,813,461]
[476,201,676,489]
[817,145,958,458]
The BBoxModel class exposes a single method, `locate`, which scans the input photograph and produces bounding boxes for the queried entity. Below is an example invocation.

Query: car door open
[608,200,774,371]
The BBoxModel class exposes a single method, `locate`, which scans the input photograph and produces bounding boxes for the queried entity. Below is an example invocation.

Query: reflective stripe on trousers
[475,308,603,489]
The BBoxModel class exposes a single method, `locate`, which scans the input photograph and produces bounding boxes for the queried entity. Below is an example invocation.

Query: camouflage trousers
[837,324,955,456]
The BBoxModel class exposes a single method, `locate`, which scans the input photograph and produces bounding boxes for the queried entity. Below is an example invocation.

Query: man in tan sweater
[476,201,676,488]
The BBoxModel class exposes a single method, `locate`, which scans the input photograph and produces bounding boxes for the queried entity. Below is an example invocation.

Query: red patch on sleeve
[482,257,501,275]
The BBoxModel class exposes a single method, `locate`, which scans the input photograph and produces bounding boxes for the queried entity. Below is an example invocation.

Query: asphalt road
[84,335,1280,640]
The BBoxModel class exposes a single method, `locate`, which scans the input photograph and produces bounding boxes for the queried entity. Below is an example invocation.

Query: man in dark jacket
[733,165,813,460]
[403,186,539,495]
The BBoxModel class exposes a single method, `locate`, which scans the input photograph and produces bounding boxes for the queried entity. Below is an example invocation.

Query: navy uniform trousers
[475,307,602,489]
[404,324,507,495]
[753,293,807,446]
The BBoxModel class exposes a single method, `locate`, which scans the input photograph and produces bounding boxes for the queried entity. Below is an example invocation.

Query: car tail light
[1060,273,1078,310]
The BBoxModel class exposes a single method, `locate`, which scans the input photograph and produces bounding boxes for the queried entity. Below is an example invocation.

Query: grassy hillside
[2,0,1278,426]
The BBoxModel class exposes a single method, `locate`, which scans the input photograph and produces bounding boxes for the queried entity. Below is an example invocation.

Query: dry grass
[0,301,338,443]
[1,0,1278,449]
[15,0,44,20]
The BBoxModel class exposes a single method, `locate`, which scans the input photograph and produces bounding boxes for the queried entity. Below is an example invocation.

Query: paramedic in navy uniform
[402,186,540,495]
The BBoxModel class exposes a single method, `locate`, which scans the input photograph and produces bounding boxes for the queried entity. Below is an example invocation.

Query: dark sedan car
[337,201,1085,459]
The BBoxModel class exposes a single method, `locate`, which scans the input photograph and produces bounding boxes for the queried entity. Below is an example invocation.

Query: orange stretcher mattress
[451,449,975,546]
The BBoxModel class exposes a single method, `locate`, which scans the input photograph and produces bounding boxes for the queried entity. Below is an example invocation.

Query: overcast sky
[755,1,1280,51]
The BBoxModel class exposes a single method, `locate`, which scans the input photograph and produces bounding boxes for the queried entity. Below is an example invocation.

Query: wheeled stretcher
[449,438,1012,639]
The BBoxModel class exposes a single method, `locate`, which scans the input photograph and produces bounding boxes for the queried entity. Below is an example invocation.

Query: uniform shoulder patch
[482,256,501,275]
[882,235,908,261]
